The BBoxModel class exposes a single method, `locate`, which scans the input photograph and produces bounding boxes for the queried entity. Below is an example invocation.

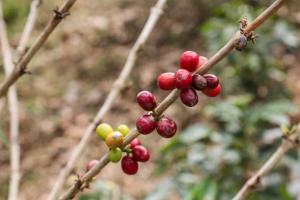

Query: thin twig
[48,0,167,199]
[233,125,300,200]
[16,0,42,59]
[0,2,21,200]
[0,0,78,98]
[59,0,287,199]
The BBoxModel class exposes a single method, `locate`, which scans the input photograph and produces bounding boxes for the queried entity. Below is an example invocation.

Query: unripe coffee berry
[202,83,222,97]
[136,90,157,111]
[129,138,142,149]
[180,88,198,107]
[108,148,122,163]
[175,69,192,89]
[157,117,177,138]
[203,74,219,89]
[157,72,176,90]
[180,51,199,72]
[121,155,139,175]
[192,74,207,90]
[136,114,157,134]
[105,131,124,149]
[85,160,99,172]
[117,124,130,137]
[96,123,113,140]
[132,146,150,162]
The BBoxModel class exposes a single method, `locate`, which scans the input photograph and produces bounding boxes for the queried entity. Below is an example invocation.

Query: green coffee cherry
[117,124,130,137]
[108,148,122,163]
[96,123,113,140]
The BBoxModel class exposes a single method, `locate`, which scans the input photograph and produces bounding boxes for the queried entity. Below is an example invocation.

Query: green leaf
[179,124,212,144]
[0,129,9,148]
[185,179,218,200]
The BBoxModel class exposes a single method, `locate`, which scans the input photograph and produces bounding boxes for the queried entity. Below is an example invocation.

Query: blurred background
[0,0,300,199]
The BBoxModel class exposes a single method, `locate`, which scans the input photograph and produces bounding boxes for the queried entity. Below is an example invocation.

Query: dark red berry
[121,155,139,175]
[157,117,177,138]
[132,146,150,162]
[180,88,198,107]
[196,56,208,70]
[202,83,222,97]
[157,72,176,90]
[136,114,157,134]
[85,160,99,172]
[129,138,142,149]
[175,69,192,89]
[180,51,199,72]
[203,74,219,89]
[136,90,157,111]
[192,74,207,90]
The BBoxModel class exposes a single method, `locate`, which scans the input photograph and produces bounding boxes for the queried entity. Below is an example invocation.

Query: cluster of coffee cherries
[136,91,177,138]
[157,51,221,107]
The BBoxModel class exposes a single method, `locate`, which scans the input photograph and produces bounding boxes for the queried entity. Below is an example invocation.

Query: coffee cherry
[96,123,113,140]
[129,138,142,149]
[192,74,207,90]
[202,83,222,97]
[117,124,130,137]
[197,56,208,70]
[203,74,219,89]
[85,160,99,172]
[105,131,124,149]
[136,90,157,111]
[157,72,176,90]
[132,146,150,162]
[108,148,122,163]
[175,69,192,89]
[180,88,198,107]
[121,155,139,175]
[157,117,177,138]
[136,114,157,134]
[180,51,199,72]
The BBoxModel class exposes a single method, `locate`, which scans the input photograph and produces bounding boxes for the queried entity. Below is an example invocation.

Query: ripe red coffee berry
[132,146,150,162]
[180,88,198,107]
[85,160,99,172]
[136,90,157,111]
[192,74,207,90]
[202,83,222,97]
[175,69,192,89]
[203,74,219,89]
[180,51,199,72]
[121,155,139,175]
[129,138,142,149]
[136,114,157,134]
[157,117,177,138]
[157,72,176,90]
[197,56,208,70]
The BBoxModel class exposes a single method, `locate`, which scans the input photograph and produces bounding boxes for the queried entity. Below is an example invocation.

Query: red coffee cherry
[85,160,99,172]
[136,114,157,134]
[180,88,198,107]
[132,145,150,162]
[129,138,142,149]
[203,74,219,89]
[192,74,207,90]
[136,90,157,111]
[197,56,208,70]
[202,83,222,97]
[157,117,177,138]
[157,72,176,90]
[175,69,192,89]
[180,51,199,72]
[121,155,139,175]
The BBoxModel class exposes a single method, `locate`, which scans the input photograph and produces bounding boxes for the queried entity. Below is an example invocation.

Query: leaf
[185,179,218,200]
[0,129,9,148]
[179,124,212,144]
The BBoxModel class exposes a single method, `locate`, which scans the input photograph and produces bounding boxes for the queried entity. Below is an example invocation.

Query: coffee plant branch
[59,0,287,199]
[47,0,168,199]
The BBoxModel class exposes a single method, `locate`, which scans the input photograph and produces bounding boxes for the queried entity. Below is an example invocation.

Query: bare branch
[16,0,42,59]
[58,0,287,199]
[233,125,300,200]
[48,0,167,199]
[0,2,21,200]
[0,0,78,98]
